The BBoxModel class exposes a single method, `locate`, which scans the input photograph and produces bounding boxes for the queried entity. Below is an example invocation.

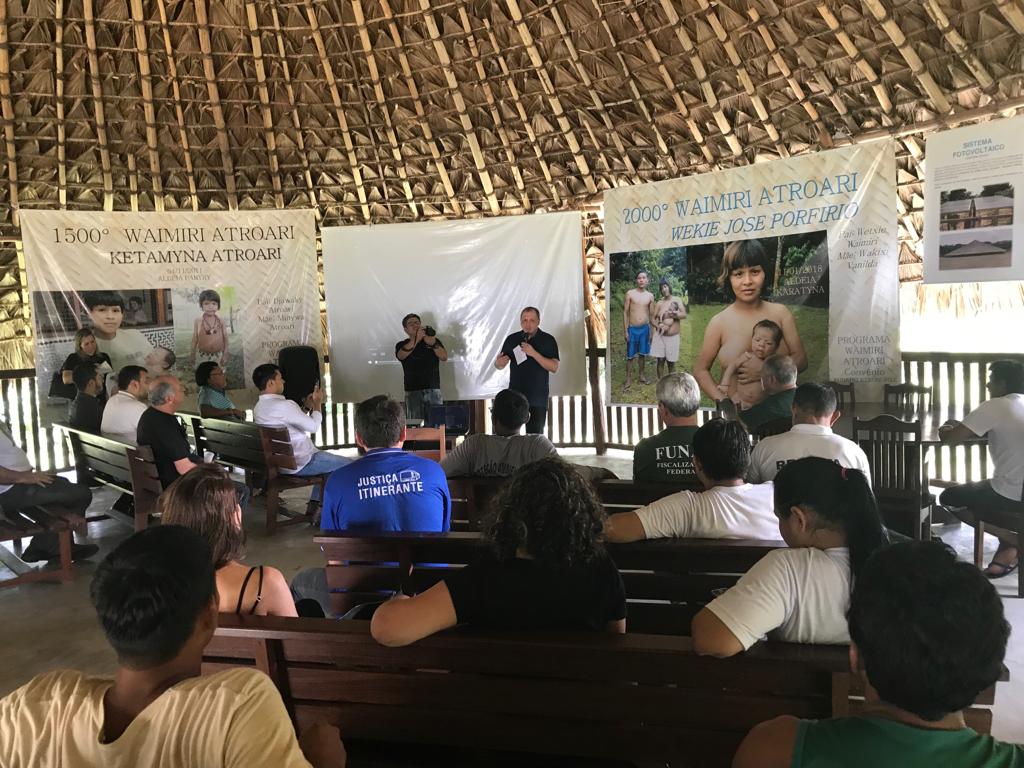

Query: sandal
[983,547,1019,579]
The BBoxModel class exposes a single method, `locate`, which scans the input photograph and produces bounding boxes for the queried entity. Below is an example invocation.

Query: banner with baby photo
[604,142,900,406]
[21,209,318,425]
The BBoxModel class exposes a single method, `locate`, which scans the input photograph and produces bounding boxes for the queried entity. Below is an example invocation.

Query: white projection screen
[322,212,586,403]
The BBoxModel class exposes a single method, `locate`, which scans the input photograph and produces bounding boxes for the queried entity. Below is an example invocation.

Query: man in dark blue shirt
[494,306,559,434]
[320,395,450,532]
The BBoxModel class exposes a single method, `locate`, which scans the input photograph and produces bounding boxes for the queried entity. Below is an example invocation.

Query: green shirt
[632,425,699,483]
[741,389,795,432]
[794,716,1024,768]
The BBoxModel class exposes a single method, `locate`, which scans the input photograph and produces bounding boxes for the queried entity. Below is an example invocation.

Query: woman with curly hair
[371,457,626,646]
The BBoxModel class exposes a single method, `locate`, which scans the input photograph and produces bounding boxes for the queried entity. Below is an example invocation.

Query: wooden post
[583,243,607,454]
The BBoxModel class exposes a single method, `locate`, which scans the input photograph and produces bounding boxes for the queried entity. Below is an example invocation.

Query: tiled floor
[1,450,1021,742]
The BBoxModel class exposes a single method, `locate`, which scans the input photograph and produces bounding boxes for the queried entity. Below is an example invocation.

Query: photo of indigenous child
[690,234,829,406]
[608,247,687,404]
[190,289,229,368]
[172,286,243,391]
[145,345,177,376]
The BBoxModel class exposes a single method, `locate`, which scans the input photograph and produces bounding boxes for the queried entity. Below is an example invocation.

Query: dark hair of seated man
[491,389,530,434]
[691,417,750,480]
[732,540,1020,768]
[354,394,404,449]
[72,362,100,393]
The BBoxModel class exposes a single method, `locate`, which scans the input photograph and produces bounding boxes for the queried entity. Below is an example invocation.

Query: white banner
[923,115,1022,283]
[322,213,585,403]
[604,142,900,405]
[22,209,319,421]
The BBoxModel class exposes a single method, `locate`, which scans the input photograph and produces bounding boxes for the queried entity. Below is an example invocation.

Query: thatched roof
[0,0,1022,366]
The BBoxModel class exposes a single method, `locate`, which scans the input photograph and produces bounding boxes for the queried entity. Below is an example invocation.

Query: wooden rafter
[302,0,371,221]
[817,4,894,115]
[82,0,114,211]
[418,0,500,214]
[243,1,284,209]
[0,2,16,228]
[351,0,417,217]
[504,0,599,196]
[921,0,998,96]
[53,0,68,209]
[378,0,462,217]
[994,0,1024,33]
[193,0,239,209]
[128,0,165,212]
[155,0,200,211]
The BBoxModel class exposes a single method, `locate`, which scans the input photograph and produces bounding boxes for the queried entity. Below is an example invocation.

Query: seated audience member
[138,375,250,507]
[733,540,1023,767]
[632,372,700,483]
[371,457,626,646]
[939,359,1024,578]
[747,382,871,483]
[0,424,96,562]
[100,365,149,445]
[252,363,349,511]
[58,328,113,398]
[68,362,105,433]
[0,525,345,767]
[440,389,556,477]
[196,362,244,420]
[738,354,797,433]
[605,418,778,543]
[321,395,450,532]
[692,457,887,656]
[161,464,297,617]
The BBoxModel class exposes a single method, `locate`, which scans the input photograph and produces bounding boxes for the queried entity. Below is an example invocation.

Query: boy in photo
[622,271,654,391]
[718,319,783,408]
[190,289,228,368]
[83,291,154,371]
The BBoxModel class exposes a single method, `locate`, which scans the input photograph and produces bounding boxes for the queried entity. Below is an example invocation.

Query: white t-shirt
[962,394,1024,501]
[440,433,557,477]
[100,392,148,446]
[0,426,32,495]
[636,483,780,540]
[747,424,872,484]
[96,329,154,371]
[705,547,852,649]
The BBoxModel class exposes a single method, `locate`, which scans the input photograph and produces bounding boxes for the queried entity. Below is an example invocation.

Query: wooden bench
[447,475,703,531]
[314,531,785,632]
[0,504,85,587]
[58,425,161,531]
[202,616,1002,767]
[188,416,329,533]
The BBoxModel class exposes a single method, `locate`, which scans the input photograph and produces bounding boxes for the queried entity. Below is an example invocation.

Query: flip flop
[983,558,1019,579]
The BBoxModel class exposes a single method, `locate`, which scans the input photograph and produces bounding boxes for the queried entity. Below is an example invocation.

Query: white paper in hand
[513,346,528,365]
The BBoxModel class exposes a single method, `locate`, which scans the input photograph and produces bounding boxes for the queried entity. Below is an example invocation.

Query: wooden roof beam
[504,0,598,195]
[53,0,67,209]
[861,0,951,115]
[457,3,530,211]
[268,3,316,210]
[817,4,894,115]
[82,0,114,211]
[921,0,998,96]
[302,0,370,222]
[351,0,417,218]
[481,19,561,207]
[418,0,500,214]
[243,1,284,209]
[378,0,462,217]
[128,0,165,212]
[155,0,200,211]
[994,0,1024,34]
[193,0,239,209]
[0,1,17,228]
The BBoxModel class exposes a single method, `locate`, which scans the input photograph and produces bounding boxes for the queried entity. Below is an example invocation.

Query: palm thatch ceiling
[0,0,1021,366]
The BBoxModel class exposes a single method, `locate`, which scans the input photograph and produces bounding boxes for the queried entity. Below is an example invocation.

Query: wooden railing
[3,351,1021,483]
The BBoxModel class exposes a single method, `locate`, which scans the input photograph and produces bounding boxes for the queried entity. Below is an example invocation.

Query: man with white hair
[633,372,700,483]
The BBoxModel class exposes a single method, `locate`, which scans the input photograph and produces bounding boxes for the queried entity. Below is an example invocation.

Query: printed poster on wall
[923,115,1023,283]
[604,142,900,406]
[21,209,319,424]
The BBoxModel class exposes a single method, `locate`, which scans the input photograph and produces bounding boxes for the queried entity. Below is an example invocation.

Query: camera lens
[424,326,436,337]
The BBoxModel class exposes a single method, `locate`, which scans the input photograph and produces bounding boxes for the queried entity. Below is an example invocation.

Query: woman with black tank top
[160,464,297,617]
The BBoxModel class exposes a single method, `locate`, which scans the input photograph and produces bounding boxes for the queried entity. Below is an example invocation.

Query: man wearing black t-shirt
[394,313,448,422]
[495,306,559,434]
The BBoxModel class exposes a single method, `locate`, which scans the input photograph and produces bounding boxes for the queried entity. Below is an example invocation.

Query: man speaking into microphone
[494,306,559,434]
[395,313,448,422]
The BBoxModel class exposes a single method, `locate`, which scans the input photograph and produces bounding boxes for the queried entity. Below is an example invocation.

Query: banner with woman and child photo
[21,209,318,425]
[604,142,901,407]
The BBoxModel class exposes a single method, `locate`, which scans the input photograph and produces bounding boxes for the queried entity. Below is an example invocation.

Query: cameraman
[395,313,448,422]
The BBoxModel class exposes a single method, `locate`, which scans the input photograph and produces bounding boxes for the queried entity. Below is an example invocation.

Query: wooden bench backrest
[202,615,850,766]
[126,445,162,526]
[60,425,135,492]
[191,416,299,472]
[313,531,785,633]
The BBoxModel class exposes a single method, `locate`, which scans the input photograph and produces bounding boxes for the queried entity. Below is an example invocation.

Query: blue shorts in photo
[627,324,651,359]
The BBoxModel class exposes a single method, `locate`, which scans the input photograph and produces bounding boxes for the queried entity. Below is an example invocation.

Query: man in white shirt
[747,382,871,484]
[605,418,780,543]
[939,359,1024,578]
[251,363,351,510]
[101,365,149,445]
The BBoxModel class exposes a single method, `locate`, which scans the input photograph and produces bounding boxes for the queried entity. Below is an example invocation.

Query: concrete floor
[0,448,1021,743]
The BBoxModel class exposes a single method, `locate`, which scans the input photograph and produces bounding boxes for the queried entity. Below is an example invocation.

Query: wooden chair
[405,424,446,461]
[0,504,84,588]
[884,383,933,412]
[969,505,1023,599]
[825,381,856,412]
[854,415,931,539]
[753,416,792,442]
